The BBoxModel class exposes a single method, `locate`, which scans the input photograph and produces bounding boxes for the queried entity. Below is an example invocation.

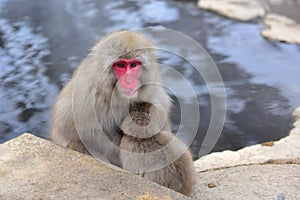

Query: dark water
[0,0,299,158]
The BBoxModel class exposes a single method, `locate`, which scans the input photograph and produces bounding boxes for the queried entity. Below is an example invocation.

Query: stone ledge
[198,0,265,21]
[194,107,300,172]
[0,133,189,200]
[261,13,300,45]
[192,107,300,199]
[193,164,300,199]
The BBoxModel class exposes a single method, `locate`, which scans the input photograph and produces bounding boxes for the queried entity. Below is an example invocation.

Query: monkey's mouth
[122,88,137,97]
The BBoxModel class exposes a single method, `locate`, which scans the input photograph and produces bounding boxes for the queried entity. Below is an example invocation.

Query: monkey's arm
[50,80,89,154]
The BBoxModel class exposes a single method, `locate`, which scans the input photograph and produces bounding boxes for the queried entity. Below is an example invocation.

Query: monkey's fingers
[129,102,152,113]
[129,111,151,126]
[121,105,167,139]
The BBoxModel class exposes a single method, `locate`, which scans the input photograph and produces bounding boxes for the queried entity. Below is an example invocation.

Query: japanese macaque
[120,102,195,196]
[50,31,172,166]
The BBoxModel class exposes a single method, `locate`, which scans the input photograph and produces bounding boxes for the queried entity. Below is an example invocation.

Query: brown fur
[120,102,195,196]
[50,31,172,166]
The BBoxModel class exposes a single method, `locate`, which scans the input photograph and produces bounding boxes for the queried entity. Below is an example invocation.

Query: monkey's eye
[130,60,142,68]
[130,62,137,68]
[116,62,125,69]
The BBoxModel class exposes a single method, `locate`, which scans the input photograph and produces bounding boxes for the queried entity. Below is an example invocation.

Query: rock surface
[193,107,300,199]
[261,13,300,45]
[198,0,265,21]
[0,134,188,200]
[193,164,300,199]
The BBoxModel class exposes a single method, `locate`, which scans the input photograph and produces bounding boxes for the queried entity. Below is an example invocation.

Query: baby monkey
[120,102,195,196]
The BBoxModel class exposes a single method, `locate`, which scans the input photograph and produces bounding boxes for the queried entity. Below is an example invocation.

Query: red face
[113,59,142,96]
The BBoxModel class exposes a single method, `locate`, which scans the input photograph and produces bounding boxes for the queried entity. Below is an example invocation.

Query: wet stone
[261,13,300,45]
[198,0,265,21]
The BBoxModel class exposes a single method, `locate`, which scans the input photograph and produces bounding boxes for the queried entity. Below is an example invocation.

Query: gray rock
[193,164,300,199]
[193,107,300,199]
[197,0,265,21]
[261,13,300,45]
[0,133,188,200]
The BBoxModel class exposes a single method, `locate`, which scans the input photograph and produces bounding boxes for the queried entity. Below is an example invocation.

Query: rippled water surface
[0,0,299,158]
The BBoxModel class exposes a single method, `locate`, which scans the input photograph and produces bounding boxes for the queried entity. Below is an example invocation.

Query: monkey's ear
[121,104,167,138]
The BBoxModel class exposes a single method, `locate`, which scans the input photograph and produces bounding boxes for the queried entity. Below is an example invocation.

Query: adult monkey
[50,31,172,166]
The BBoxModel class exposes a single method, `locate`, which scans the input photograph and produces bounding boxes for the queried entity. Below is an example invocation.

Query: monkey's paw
[129,110,151,127]
[121,103,166,138]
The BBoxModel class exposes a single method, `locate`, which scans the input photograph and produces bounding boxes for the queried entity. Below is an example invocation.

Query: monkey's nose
[125,75,133,83]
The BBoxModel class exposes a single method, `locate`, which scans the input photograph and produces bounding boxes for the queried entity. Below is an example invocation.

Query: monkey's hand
[121,102,168,138]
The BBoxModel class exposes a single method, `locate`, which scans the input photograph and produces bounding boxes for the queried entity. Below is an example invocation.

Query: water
[0,0,299,158]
